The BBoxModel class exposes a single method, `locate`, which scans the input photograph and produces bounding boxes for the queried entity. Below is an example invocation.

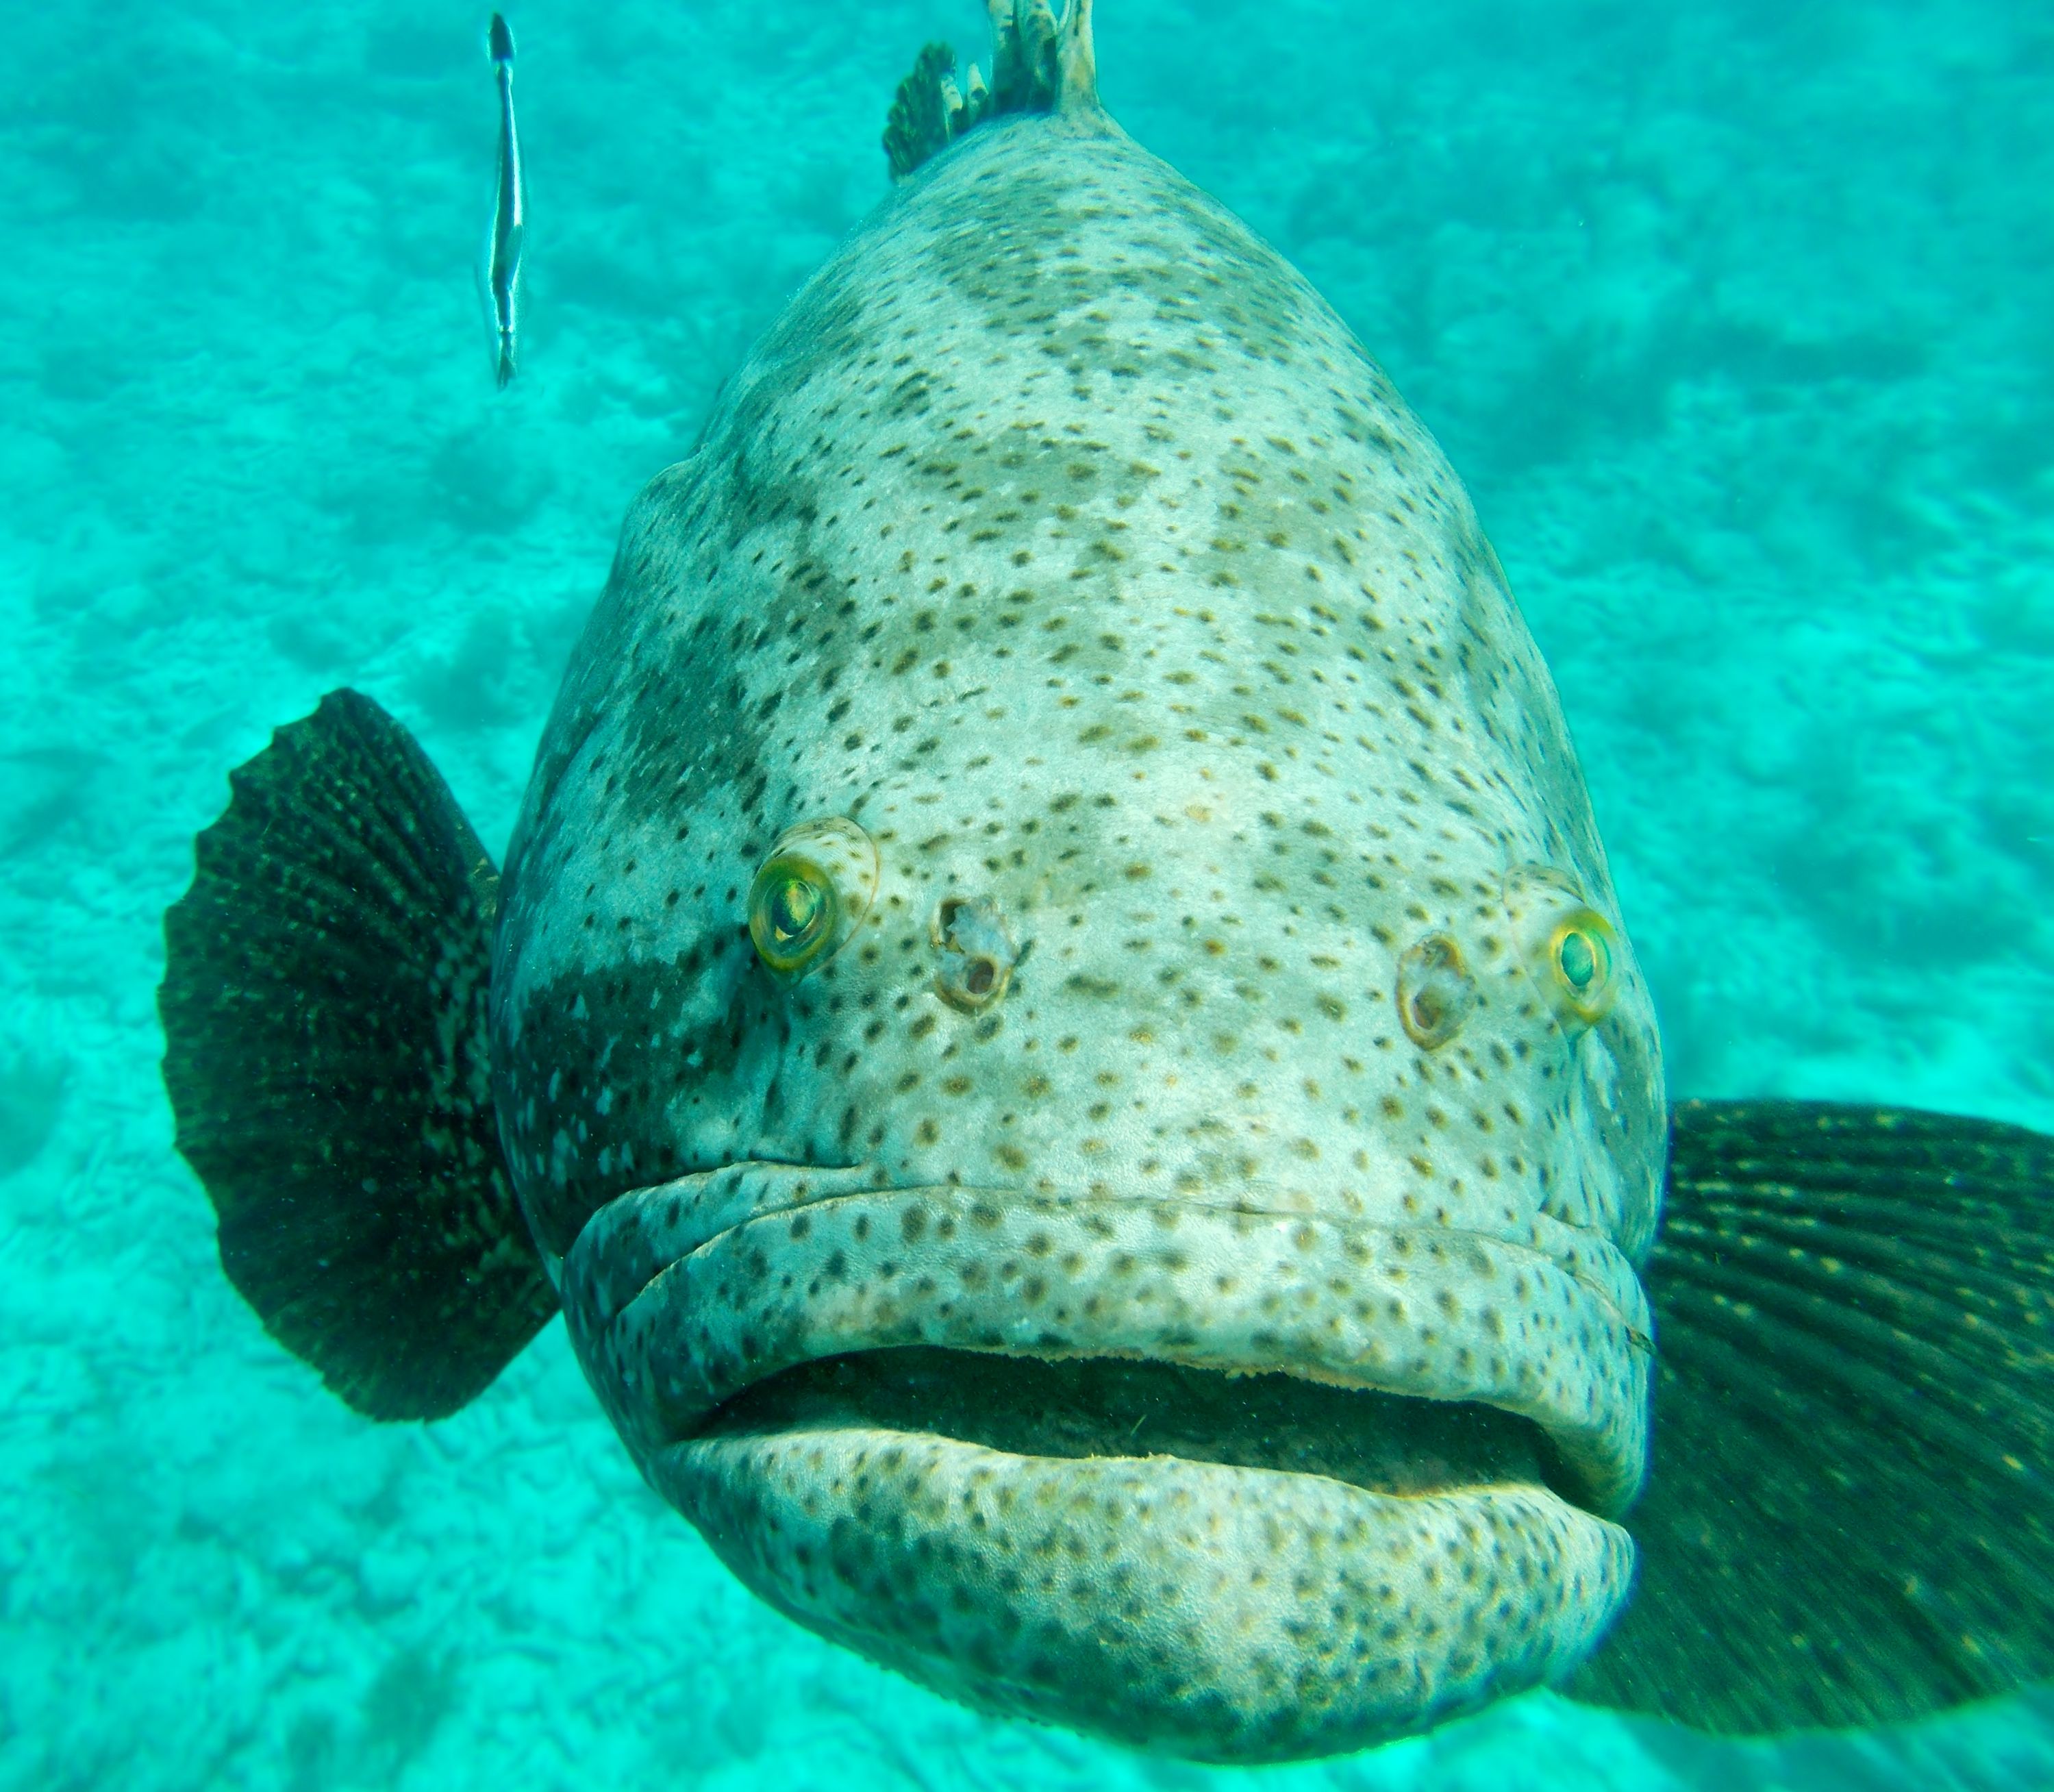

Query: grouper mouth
[560,1165,1646,1762]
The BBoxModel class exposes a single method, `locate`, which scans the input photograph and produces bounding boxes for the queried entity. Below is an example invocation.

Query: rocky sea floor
[1,1,2050,1787]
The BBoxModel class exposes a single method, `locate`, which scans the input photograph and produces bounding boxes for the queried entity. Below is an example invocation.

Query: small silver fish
[486,13,523,388]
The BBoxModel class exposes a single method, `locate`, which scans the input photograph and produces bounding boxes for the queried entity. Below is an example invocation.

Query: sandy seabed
[1,2,2050,1787]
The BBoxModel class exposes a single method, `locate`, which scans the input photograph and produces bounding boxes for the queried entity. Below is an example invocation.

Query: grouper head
[487,18,1666,1763]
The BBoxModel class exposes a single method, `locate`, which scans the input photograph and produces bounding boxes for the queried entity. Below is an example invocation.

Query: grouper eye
[1548,912,1618,1023]
[747,816,880,986]
[1503,867,1625,1032]
[766,875,826,947]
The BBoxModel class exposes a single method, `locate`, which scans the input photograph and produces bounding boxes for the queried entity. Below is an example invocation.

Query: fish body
[159,0,2054,1765]
[490,74,1662,1763]
[486,13,523,388]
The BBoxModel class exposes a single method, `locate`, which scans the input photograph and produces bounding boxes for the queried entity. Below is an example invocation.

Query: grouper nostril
[931,895,1018,1013]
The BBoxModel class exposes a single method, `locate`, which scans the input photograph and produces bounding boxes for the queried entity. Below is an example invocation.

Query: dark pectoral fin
[1568,1098,2054,1732]
[160,688,557,1421]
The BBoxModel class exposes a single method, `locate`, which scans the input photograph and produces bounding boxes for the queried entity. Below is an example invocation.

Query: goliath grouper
[160,0,2054,1763]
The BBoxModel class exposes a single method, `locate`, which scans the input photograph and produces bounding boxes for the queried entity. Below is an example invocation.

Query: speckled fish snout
[540,820,1662,1758]
[497,102,1668,1763]
[555,1113,1654,1754]
[563,1160,1654,1486]
[549,865,1657,1754]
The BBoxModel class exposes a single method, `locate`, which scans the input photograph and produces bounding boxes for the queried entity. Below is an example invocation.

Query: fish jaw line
[561,1167,1651,1513]
[560,1169,1646,1754]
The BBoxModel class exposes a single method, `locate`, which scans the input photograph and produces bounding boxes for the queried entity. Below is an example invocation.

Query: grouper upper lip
[559,1160,1653,1516]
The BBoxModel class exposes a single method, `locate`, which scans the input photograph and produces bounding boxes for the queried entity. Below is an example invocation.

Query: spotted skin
[490,105,1665,1760]
[664,1430,1631,1760]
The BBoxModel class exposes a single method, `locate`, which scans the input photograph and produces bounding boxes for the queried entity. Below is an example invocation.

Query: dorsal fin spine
[884,1,1103,182]
[1057,0,1099,114]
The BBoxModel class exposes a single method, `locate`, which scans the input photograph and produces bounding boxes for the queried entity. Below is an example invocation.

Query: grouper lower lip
[557,1162,1642,1757]
[665,1423,1631,1762]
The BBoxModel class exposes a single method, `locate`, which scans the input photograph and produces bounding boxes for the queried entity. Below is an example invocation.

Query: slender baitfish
[486,14,523,388]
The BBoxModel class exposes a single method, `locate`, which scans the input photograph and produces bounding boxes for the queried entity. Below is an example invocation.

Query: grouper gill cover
[129,0,2054,1784]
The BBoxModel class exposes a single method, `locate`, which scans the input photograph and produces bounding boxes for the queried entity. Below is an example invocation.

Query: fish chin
[560,1170,1642,1760]
[662,1416,1629,1763]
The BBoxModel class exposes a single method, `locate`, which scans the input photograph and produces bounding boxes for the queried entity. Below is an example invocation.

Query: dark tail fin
[488,12,514,64]
[160,688,556,1421]
[1568,1098,2054,1731]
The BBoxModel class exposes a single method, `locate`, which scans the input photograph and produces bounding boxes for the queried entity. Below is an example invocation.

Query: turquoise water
[3,1,2052,1786]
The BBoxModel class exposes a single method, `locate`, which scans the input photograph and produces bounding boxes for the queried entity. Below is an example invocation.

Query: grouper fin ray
[884,0,1101,182]
[159,688,557,1421]
[1566,1098,2054,1732]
